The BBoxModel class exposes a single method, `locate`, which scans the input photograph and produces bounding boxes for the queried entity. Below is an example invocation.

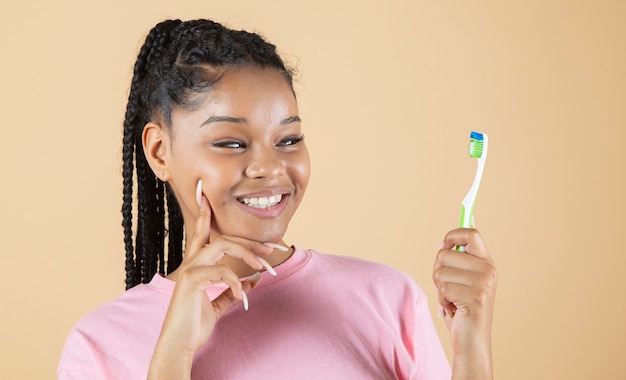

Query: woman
[59,19,496,379]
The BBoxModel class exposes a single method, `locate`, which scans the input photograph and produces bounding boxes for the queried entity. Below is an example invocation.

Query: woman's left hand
[433,228,497,379]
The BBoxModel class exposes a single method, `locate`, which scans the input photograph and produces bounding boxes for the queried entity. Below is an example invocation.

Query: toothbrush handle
[457,205,475,252]
[459,204,472,229]
[457,205,469,252]
[457,157,485,251]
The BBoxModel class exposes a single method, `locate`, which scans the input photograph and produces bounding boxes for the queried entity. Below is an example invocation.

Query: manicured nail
[263,242,289,252]
[437,304,444,319]
[196,180,203,208]
[256,257,277,276]
[242,290,249,311]
[247,272,263,287]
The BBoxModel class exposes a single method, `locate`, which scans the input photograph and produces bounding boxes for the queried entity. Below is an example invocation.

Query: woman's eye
[278,135,305,147]
[212,140,246,149]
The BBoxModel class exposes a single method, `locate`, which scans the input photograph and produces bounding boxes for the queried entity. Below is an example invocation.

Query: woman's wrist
[451,341,493,380]
[147,341,195,380]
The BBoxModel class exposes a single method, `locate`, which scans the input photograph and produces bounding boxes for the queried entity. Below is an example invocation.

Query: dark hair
[122,19,295,289]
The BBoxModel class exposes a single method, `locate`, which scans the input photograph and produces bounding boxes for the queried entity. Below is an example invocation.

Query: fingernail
[256,257,277,276]
[439,240,445,249]
[437,304,444,319]
[196,180,203,208]
[263,242,289,252]
[242,290,249,311]
[247,272,263,287]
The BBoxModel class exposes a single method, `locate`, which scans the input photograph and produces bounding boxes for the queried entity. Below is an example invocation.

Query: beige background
[1,0,624,378]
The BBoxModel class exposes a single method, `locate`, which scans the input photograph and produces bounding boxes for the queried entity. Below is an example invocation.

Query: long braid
[156,178,166,276]
[122,25,158,289]
[122,120,137,288]
[136,136,156,282]
[122,20,182,289]
[121,19,294,289]
[166,184,184,271]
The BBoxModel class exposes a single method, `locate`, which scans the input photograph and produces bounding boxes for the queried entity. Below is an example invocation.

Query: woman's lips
[236,193,289,218]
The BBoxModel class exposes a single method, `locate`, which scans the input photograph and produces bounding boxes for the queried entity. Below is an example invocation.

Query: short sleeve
[405,286,452,380]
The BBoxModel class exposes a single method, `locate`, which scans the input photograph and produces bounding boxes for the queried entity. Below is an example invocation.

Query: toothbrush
[457,131,488,252]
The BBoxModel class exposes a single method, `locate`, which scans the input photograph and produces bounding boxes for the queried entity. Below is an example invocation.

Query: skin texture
[143,67,497,379]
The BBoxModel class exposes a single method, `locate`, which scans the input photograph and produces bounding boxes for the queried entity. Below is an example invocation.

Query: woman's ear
[142,122,171,182]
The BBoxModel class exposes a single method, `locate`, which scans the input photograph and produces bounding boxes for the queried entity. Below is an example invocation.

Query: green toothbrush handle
[456,204,474,252]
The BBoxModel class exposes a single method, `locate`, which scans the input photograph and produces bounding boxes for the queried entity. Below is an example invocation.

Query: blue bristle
[470,131,484,140]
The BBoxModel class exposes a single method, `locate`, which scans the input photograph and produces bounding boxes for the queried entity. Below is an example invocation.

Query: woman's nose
[244,147,286,179]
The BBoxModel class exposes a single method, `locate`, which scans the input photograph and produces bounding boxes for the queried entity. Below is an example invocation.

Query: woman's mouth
[238,194,283,209]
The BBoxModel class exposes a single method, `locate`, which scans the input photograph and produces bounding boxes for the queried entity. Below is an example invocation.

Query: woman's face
[162,67,310,243]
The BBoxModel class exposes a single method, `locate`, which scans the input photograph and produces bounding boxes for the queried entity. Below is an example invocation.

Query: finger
[180,264,245,299]
[433,249,497,296]
[436,283,459,318]
[212,272,263,316]
[434,247,487,274]
[437,280,493,316]
[443,228,490,259]
[433,266,482,289]
[211,284,248,316]
[246,272,264,289]
[187,180,212,258]
[186,238,268,273]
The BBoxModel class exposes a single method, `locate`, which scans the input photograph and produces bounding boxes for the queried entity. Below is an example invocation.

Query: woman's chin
[214,224,288,244]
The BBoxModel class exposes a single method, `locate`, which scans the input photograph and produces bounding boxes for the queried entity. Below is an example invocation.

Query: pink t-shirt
[58,247,451,379]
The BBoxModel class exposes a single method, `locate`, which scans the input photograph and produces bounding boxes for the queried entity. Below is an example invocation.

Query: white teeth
[240,194,283,209]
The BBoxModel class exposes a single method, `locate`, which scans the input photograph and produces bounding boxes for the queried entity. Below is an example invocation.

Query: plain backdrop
[1,1,624,379]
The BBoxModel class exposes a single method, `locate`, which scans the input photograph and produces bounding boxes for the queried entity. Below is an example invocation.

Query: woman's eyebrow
[201,115,301,127]
[281,116,301,125]
[201,116,247,126]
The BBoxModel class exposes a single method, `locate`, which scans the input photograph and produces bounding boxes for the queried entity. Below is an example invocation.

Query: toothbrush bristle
[468,131,485,158]
[470,131,484,141]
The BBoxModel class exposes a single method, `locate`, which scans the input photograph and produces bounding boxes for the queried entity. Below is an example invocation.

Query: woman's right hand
[147,183,273,379]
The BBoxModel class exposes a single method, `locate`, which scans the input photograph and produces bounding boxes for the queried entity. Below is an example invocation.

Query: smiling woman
[57,18,496,380]
[116,19,304,288]
[144,68,310,259]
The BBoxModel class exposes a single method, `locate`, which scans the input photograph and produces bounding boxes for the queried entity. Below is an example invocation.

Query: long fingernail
[196,180,203,208]
[445,308,455,318]
[247,272,263,287]
[242,290,249,311]
[263,242,289,252]
[256,257,277,276]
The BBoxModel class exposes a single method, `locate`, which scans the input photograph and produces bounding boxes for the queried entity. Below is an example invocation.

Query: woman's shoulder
[65,275,172,339]
[308,248,412,274]
[295,248,430,328]
[58,275,172,376]
[302,248,425,295]
[58,275,171,379]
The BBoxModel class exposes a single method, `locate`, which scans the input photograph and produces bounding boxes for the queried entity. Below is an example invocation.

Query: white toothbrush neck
[462,157,486,207]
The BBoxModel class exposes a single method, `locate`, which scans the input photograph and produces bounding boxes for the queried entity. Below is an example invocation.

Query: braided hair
[122,19,294,289]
